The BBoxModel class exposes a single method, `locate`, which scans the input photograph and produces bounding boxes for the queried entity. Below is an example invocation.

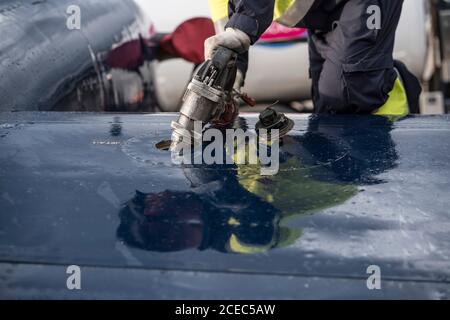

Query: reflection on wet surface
[118,116,397,254]
[1,113,450,285]
[110,117,123,137]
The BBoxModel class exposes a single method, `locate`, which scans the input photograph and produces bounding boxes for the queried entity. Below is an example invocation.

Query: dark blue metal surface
[0,112,450,299]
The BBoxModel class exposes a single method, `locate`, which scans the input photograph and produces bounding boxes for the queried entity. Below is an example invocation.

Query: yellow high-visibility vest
[374,77,409,118]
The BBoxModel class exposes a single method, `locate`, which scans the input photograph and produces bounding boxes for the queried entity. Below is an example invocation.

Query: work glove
[232,69,244,106]
[204,28,251,61]
[212,70,243,128]
[234,69,244,92]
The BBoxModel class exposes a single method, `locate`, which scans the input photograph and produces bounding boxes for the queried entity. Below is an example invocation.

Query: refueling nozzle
[170,46,238,151]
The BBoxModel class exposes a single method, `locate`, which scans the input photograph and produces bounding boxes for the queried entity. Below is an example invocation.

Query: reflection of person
[206,0,421,116]
[302,115,398,184]
[117,116,398,254]
[233,116,398,218]
[117,169,300,254]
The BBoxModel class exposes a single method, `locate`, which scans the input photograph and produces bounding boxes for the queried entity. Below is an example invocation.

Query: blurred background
[0,0,449,114]
[136,0,448,114]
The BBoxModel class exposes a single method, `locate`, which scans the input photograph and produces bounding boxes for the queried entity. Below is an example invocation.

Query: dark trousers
[307,0,405,114]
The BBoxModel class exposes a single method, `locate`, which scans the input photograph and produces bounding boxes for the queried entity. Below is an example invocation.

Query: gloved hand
[204,28,251,61]
[213,69,243,127]
[233,69,244,92]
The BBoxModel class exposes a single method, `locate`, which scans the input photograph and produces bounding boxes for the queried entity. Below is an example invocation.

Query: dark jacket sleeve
[226,0,275,44]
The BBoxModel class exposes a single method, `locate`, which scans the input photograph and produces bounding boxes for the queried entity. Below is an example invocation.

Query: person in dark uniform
[206,0,421,115]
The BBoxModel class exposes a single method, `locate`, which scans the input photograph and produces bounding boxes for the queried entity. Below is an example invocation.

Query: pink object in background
[260,22,307,43]
[149,23,156,37]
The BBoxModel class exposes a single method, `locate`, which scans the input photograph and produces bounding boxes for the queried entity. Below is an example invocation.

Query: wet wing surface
[1,112,450,299]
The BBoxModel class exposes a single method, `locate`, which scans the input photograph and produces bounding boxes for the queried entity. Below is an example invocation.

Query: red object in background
[105,18,214,70]
[106,40,143,70]
[106,22,156,70]
[260,22,307,43]
[105,19,305,71]
[160,17,215,64]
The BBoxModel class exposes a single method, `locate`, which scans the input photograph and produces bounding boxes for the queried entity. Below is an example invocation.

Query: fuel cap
[255,107,294,139]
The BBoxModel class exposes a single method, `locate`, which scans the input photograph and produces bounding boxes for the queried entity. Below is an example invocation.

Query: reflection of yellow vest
[225,153,356,254]
[225,139,357,218]
[208,0,296,23]
[236,158,357,218]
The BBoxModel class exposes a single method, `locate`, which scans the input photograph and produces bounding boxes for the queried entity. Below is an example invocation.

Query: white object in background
[133,0,210,32]
[154,59,193,112]
[244,43,310,102]
[394,0,428,79]
[138,0,429,111]
[420,91,445,115]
